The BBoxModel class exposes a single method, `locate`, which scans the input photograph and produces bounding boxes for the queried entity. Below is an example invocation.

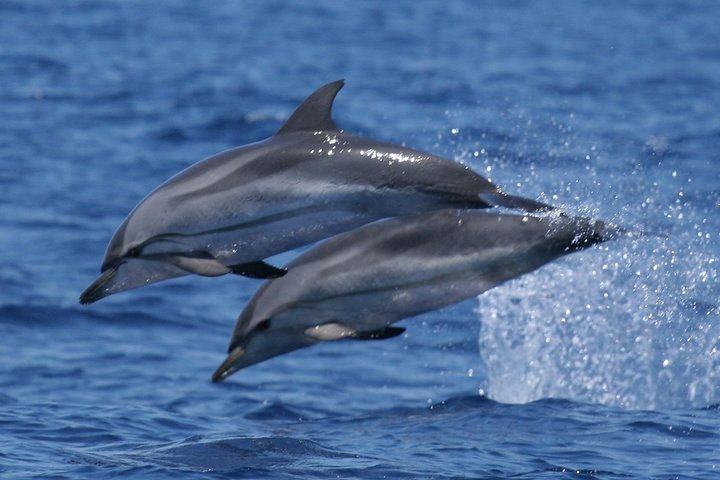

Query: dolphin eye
[127,247,141,257]
[256,319,271,331]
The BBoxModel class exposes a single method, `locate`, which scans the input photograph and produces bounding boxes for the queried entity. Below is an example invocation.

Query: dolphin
[212,209,624,382]
[80,80,552,304]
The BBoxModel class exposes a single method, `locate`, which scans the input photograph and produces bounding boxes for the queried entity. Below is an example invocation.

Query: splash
[471,160,719,410]
[477,229,719,409]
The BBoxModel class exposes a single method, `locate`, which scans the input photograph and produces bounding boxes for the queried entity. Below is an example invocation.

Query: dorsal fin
[277,80,344,135]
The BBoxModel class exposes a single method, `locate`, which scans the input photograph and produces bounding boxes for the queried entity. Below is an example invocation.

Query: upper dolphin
[212,209,624,382]
[80,80,552,304]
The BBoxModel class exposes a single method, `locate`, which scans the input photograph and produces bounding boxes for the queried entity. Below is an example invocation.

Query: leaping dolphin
[80,80,552,304]
[212,210,624,382]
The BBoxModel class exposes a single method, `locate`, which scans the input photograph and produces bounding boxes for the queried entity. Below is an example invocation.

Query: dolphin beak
[79,258,189,304]
[79,268,119,304]
[211,346,246,383]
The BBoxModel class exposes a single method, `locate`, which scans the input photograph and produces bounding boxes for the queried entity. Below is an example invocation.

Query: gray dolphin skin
[212,209,622,382]
[80,80,551,304]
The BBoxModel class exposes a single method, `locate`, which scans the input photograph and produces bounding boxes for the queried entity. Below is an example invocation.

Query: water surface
[1,1,719,478]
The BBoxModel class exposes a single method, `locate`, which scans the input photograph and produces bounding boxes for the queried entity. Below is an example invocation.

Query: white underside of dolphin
[212,209,625,382]
[81,80,552,304]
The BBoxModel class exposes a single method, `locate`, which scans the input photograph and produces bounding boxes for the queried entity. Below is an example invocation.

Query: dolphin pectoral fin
[229,261,287,279]
[304,323,406,341]
[478,192,555,212]
[351,326,406,340]
[277,80,344,135]
[168,253,231,277]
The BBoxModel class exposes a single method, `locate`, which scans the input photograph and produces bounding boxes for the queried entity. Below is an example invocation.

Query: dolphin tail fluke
[478,192,555,212]
[594,220,652,243]
[566,216,646,252]
[603,222,662,241]
[569,218,619,251]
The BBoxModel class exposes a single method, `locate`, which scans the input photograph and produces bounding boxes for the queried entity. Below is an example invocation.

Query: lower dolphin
[80,80,552,304]
[212,209,625,382]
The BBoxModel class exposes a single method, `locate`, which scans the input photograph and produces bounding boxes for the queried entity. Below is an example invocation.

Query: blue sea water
[1,0,719,478]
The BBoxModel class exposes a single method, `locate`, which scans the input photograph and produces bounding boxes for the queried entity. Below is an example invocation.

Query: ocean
[1,1,718,478]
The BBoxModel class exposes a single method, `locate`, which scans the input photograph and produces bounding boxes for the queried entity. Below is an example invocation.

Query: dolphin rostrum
[80,80,551,304]
[212,209,624,382]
